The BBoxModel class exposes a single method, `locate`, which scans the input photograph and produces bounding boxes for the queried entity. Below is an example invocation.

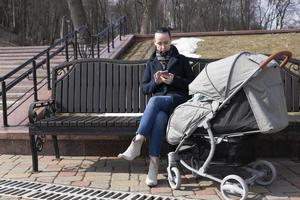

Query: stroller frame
[167,51,292,200]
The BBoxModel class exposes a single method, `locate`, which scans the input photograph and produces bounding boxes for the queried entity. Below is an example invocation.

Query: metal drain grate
[0,179,182,200]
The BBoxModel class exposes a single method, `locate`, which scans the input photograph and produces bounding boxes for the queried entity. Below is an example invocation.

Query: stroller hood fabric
[166,52,288,145]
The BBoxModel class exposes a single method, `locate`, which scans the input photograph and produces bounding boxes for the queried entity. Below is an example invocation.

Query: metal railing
[0,16,127,127]
[0,31,76,127]
[90,16,126,58]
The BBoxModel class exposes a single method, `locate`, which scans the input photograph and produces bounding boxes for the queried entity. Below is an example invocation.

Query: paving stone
[53,179,72,185]
[7,177,36,182]
[0,195,19,200]
[194,187,217,195]
[267,180,300,193]
[252,185,270,193]
[264,194,290,200]
[0,172,10,177]
[109,180,130,192]
[198,180,214,187]
[278,159,299,167]
[0,155,15,160]
[189,194,221,200]
[288,178,300,189]
[71,180,91,187]
[81,159,97,168]
[3,173,31,179]
[172,189,195,197]
[45,164,64,171]
[30,171,59,178]
[150,186,173,194]
[289,195,300,200]
[136,179,151,191]
[111,173,129,180]
[89,180,110,189]
[57,171,77,177]
[84,173,111,181]
[130,184,150,193]
[279,168,299,179]
[289,166,300,175]
[36,176,55,183]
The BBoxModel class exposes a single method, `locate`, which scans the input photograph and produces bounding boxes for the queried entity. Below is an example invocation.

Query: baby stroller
[166,51,292,200]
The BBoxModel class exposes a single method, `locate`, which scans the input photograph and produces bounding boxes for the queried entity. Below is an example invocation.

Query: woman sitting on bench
[118,27,195,186]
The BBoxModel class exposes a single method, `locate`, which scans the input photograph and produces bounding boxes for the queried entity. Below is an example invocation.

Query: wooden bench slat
[139,64,145,111]
[74,63,81,112]
[93,62,100,112]
[87,62,94,112]
[106,62,113,112]
[62,115,84,126]
[68,66,75,112]
[119,65,126,112]
[132,64,139,113]
[113,64,119,112]
[55,80,62,112]
[80,62,88,112]
[62,78,68,112]
[100,62,106,113]
[126,64,132,112]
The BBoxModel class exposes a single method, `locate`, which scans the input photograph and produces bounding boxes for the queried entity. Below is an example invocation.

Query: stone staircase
[0,34,134,127]
[0,46,65,114]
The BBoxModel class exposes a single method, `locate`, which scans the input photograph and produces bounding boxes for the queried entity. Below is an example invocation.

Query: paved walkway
[0,155,300,199]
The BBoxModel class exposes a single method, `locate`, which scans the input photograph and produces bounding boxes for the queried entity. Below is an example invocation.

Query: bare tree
[66,0,88,30]
[140,0,159,34]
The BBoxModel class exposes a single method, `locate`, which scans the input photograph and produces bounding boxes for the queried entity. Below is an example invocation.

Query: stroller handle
[259,51,292,69]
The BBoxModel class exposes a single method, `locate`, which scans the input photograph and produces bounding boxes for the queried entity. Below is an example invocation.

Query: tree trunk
[66,0,88,30]
[140,0,158,34]
[66,0,90,49]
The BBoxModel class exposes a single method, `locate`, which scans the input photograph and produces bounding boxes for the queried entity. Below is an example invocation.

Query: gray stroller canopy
[189,52,289,133]
[167,51,291,145]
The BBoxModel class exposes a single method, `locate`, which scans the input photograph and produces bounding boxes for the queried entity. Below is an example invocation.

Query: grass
[121,32,300,60]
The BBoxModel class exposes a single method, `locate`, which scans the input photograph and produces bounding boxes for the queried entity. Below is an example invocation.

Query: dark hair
[155,27,171,37]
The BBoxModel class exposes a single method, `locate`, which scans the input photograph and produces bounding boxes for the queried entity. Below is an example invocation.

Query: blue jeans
[137,96,174,156]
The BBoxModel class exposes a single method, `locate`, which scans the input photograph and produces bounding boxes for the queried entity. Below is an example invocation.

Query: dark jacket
[142,45,195,106]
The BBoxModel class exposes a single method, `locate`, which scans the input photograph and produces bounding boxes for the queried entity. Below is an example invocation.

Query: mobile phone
[160,70,169,76]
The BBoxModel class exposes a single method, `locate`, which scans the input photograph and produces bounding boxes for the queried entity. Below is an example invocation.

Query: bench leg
[52,135,60,159]
[29,135,39,172]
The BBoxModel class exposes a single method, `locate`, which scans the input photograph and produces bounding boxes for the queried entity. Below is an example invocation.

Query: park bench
[28,55,299,172]
[28,58,206,172]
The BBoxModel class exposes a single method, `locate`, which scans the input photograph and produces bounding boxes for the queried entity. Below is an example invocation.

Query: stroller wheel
[168,167,181,190]
[191,156,200,178]
[220,175,248,200]
[252,160,277,186]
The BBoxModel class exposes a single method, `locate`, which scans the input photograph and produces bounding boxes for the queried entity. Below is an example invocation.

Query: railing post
[111,25,114,49]
[97,37,100,58]
[32,60,38,101]
[91,36,94,58]
[46,51,51,90]
[65,36,69,62]
[123,17,126,36]
[74,32,78,59]
[1,81,8,127]
[119,20,122,41]
[107,28,110,53]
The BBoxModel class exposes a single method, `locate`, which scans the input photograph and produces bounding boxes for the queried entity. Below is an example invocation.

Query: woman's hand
[161,72,174,85]
[154,71,174,85]
[154,71,163,84]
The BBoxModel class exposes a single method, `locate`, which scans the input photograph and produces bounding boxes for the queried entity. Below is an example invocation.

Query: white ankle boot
[145,157,159,187]
[118,135,144,161]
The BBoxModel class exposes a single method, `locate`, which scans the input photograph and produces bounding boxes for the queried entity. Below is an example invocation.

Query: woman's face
[154,32,171,54]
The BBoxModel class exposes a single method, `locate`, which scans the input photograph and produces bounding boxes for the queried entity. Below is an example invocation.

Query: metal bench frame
[28,58,154,172]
